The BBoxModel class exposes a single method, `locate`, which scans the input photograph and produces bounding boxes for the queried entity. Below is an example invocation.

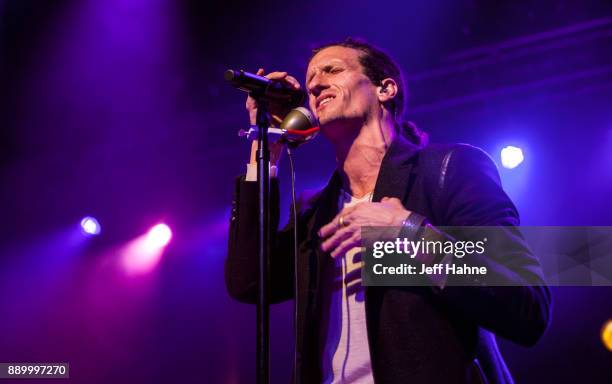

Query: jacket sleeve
[424,144,552,347]
[225,175,296,304]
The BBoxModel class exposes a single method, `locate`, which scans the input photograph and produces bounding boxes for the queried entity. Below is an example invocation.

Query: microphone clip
[238,125,319,144]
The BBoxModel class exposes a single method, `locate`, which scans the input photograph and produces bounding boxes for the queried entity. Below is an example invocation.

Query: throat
[335,120,393,199]
[341,151,381,198]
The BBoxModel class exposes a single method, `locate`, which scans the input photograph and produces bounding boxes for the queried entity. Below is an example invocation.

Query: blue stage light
[80,216,101,236]
[500,146,524,169]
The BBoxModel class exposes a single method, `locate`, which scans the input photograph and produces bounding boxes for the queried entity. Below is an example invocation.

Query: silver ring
[338,215,347,227]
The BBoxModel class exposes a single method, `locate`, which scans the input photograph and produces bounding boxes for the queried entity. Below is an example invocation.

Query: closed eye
[325,65,343,74]
[308,66,343,82]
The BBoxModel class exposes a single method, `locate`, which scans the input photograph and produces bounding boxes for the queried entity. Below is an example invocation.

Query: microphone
[224,69,307,108]
[239,107,319,145]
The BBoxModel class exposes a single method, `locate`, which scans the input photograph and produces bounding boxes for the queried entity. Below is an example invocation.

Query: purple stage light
[80,216,101,236]
[145,223,172,249]
[500,146,524,169]
[121,223,172,275]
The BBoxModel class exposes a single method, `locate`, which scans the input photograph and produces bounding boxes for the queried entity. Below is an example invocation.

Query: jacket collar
[372,133,420,203]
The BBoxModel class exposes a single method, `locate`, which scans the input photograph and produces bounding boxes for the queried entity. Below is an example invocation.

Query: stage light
[145,223,172,249]
[80,216,101,236]
[602,319,612,352]
[500,146,524,169]
[120,223,172,275]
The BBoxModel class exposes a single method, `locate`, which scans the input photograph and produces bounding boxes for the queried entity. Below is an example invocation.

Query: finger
[320,202,365,238]
[342,202,362,215]
[334,204,360,224]
[264,71,288,80]
[284,75,301,89]
[263,71,303,91]
[320,211,351,238]
[256,68,265,75]
[321,226,354,252]
[330,233,361,258]
[319,219,339,239]
[386,197,402,203]
[382,196,403,207]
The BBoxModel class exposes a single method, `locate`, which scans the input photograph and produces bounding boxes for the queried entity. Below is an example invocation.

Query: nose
[307,71,329,97]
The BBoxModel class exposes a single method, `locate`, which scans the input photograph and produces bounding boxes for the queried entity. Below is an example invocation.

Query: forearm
[225,176,294,304]
[405,216,551,346]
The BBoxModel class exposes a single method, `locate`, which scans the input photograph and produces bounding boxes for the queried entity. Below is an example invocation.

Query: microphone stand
[254,94,271,384]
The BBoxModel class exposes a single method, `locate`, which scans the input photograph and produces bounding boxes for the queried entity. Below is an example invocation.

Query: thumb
[382,196,402,205]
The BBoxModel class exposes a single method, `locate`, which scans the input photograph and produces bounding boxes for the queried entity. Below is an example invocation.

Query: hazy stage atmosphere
[1,0,611,382]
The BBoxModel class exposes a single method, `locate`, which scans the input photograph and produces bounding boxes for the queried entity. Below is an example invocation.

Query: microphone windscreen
[280,107,318,131]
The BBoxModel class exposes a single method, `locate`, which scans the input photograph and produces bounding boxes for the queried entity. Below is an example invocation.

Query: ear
[376,78,398,104]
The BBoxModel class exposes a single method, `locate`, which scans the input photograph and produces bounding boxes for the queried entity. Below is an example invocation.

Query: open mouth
[317,95,335,110]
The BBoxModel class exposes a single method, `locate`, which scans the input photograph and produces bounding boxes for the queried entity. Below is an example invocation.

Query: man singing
[225,38,551,383]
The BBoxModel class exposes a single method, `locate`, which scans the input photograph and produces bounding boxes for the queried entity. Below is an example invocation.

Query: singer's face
[306,46,379,138]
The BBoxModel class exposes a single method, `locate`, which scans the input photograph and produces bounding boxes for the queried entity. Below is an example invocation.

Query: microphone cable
[286,143,300,384]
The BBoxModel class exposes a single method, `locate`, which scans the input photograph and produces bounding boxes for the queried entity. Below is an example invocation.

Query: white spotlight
[80,216,101,236]
[145,223,172,249]
[500,146,524,169]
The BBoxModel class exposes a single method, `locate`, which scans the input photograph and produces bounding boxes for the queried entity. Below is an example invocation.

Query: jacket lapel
[295,172,343,380]
[303,172,342,310]
[372,134,421,203]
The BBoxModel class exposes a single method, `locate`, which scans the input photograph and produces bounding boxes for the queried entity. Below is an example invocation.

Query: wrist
[400,212,426,240]
[245,163,278,181]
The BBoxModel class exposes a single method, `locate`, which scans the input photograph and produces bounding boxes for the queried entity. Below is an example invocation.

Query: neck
[334,114,396,198]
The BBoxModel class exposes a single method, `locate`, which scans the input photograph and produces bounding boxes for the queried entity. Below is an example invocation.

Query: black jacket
[225,134,551,383]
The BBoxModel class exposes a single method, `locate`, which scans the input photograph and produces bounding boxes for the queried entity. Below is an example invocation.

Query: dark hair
[310,37,427,146]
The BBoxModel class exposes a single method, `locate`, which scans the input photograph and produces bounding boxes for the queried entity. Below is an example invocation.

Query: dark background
[1,0,611,382]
